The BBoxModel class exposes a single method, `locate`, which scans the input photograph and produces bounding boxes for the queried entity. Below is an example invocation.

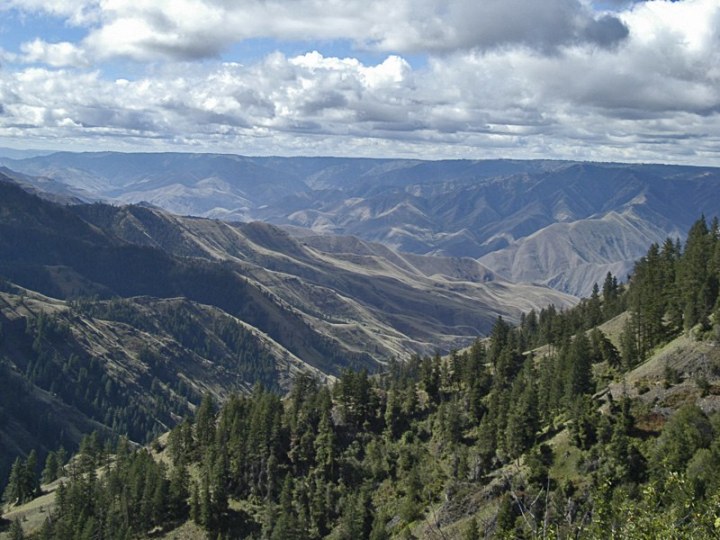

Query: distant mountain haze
[0,167,574,482]
[2,153,718,295]
[0,173,572,368]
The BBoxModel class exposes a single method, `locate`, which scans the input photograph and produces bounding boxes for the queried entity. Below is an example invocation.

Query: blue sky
[0,0,718,164]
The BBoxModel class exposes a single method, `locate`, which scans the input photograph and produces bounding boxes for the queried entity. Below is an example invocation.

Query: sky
[0,0,719,164]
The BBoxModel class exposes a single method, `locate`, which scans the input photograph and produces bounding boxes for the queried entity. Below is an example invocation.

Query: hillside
[4,306,720,540]
[2,153,720,295]
[0,174,572,497]
[0,283,326,497]
[4,178,720,539]
[4,213,720,539]
[0,174,572,361]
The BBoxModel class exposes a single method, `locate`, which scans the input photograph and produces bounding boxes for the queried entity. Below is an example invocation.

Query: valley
[0,171,571,503]
[2,154,720,296]
[3,1,719,537]
[1,159,720,539]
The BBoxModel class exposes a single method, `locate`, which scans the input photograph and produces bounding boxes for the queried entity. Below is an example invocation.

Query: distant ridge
[2,152,719,295]
[0,172,572,366]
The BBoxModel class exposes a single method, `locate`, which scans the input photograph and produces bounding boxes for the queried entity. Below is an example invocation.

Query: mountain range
[0,171,572,477]
[2,152,719,296]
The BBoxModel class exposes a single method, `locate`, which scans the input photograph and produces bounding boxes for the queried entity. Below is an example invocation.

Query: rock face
[2,154,719,296]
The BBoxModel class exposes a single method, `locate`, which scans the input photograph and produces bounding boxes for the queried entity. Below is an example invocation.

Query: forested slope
[0,174,571,512]
[4,216,720,539]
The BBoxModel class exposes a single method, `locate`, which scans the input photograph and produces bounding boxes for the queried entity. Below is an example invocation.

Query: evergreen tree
[168,464,189,519]
[660,237,682,332]
[195,392,217,452]
[565,332,594,402]
[627,243,668,355]
[589,327,620,367]
[3,457,23,505]
[652,404,713,475]
[42,451,59,485]
[505,361,538,459]
[314,409,338,481]
[587,283,603,328]
[189,481,200,524]
[488,317,511,365]
[399,467,423,523]
[25,450,39,498]
[619,316,640,370]
[3,455,38,506]
[272,475,302,540]
[678,216,712,330]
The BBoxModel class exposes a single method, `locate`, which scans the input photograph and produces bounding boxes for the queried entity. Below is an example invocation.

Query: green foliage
[37,439,188,539]
[620,215,720,362]
[16,213,720,539]
[2,453,39,506]
[463,517,480,540]
[652,405,713,476]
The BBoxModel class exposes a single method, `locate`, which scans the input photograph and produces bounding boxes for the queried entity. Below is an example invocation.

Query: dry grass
[0,487,57,539]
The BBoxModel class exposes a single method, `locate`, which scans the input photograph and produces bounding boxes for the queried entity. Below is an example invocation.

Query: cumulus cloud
[0,0,718,165]
[20,39,88,67]
[6,0,629,65]
[3,0,100,25]
[370,0,629,53]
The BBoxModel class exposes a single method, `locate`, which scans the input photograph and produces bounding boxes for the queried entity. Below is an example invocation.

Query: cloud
[20,39,88,67]
[370,0,629,53]
[0,0,718,166]
[581,14,630,47]
[7,0,629,65]
[3,0,100,25]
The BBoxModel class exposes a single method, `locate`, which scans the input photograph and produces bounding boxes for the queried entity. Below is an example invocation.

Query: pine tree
[400,467,423,523]
[587,283,603,328]
[168,464,189,519]
[505,361,539,459]
[565,332,594,402]
[661,237,682,332]
[210,449,229,522]
[195,392,217,452]
[369,510,390,540]
[272,475,302,540]
[25,449,39,498]
[42,451,59,484]
[489,316,511,365]
[189,481,200,524]
[3,457,23,505]
[421,354,441,405]
[199,474,212,529]
[314,409,337,481]
[620,317,641,370]
[627,243,668,355]
[537,352,558,423]
[589,328,620,367]
[384,389,404,439]
[678,216,712,330]
[602,272,620,318]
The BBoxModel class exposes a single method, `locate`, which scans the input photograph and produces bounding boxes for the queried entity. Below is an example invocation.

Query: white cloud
[20,39,88,67]
[0,0,718,165]
[3,0,100,25]
[6,0,629,65]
